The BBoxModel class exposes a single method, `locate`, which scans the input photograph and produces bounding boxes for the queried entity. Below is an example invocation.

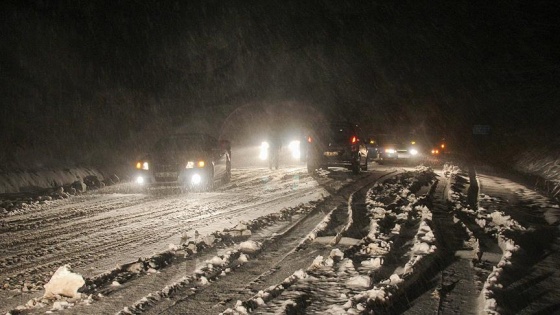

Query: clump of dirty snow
[238,240,262,254]
[346,275,371,289]
[43,265,85,299]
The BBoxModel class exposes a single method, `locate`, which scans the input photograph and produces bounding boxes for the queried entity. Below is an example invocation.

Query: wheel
[351,154,361,174]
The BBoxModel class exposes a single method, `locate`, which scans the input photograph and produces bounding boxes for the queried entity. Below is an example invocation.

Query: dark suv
[306,122,368,174]
[133,133,231,191]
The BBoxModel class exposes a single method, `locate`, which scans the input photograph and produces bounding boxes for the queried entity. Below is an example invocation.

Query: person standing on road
[268,130,282,170]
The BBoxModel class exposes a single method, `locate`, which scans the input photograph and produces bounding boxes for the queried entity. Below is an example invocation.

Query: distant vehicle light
[410,149,418,155]
[186,161,194,169]
[431,149,440,155]
[307,136,313,143]
[259,141,269,160]
[351,136,357,144]
[135,176,145,185]
[191,174,202,185]
[288,140,301,159]
[411,141,416,145]
[197,160,205,168]
[136,161,149,170]
[385,148,396,154]
[441,144,445,149]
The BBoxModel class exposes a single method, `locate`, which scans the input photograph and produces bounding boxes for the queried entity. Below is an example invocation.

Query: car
[375,136,423,164]
[258,126,308,168]
[133,133,231,191]
[433,137,447,155]
[306,122,368,174]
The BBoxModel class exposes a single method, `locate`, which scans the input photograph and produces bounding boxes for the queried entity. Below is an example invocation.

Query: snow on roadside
[0,167,108,194]
[0,170,120,216]
[444,163,524,315]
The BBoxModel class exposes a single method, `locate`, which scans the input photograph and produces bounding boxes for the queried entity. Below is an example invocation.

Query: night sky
[1,0,558,168]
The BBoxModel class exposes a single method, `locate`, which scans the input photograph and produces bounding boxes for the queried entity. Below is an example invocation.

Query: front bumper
[133,167,212,188]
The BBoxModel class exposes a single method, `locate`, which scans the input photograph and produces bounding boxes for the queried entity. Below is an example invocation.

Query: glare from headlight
[385,148,396,154]
[136,176,145,185]
[410,149,418,155]
[259,141,269,160]
[288,140,301,159]
[136,162,149,170]
[191,174,202,185]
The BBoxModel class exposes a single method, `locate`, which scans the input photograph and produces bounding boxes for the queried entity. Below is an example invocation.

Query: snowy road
[0,163,384,314]
[2,162,559,315]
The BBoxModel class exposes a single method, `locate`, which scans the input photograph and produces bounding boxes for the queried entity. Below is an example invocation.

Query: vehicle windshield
[152,135,215,152]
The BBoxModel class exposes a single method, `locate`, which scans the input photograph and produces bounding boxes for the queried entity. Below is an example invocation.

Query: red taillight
[351,136,357,144]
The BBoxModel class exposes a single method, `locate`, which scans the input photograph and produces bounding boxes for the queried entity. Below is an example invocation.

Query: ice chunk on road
[361,257,383,270]
[209,256,226,267]
[364,287,387,302]
[239,240,261,254]
[346,275,371,289]
[411,242,435,254]
[329,248,344,260]
[43,265,85,299]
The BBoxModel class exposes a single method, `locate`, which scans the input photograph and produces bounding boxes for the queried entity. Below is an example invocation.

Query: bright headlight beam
[135,176,145,185]
[259,141,269,160]
[191,174,202,185]
[288,140,301,159]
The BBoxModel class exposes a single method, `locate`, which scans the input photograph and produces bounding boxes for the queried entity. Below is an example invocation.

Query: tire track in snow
[0,168,323,300]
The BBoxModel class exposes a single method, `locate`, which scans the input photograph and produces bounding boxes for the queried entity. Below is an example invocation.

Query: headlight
[410,149,418,155]
[288,140,301,159]
[186,160,205,168]
[135,176,145,185]
[136,161,149,170]
[191,174,202,185]
[385,148,396,154]
[259,141,269,160]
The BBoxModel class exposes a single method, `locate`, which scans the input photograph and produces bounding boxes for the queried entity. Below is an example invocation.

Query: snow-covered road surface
[0,164,380,314]
[2,162,559,315]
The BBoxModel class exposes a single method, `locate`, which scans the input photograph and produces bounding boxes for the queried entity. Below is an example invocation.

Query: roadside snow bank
[514,148,560,200]
[445,163,525,315]
[0,167,107,194]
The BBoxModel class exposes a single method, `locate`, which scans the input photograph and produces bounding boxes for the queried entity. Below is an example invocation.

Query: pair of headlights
[383,148,419,155]
[259,140,301,160]
[135,160,206,170]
